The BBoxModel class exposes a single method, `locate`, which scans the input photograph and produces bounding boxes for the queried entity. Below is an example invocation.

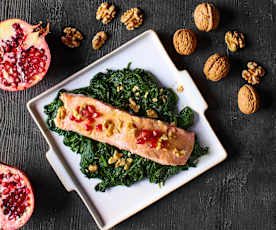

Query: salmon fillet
[54,93,195,166]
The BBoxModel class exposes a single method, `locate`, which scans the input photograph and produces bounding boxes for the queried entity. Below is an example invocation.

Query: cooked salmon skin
[54,93,195,166]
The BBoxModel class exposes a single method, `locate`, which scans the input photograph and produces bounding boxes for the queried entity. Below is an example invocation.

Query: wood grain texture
[0,0,275,229]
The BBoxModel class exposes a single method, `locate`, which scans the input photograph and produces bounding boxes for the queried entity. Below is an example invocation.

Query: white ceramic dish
[27,30,227,230]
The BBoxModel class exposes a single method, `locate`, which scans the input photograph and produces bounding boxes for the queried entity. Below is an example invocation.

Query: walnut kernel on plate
[242,62,265,85]
[203,53,230,81]
[61,27,84,48]
[121,8,143,30]
[92,31,108,50]
[238,84,260,114]
[225,31,245,52]
[173,29,197,55]
[96,2,116,24]
[193,2,220,32]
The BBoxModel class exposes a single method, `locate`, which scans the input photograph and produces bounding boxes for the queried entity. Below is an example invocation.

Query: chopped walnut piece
[121,8,143,30]
[61,27,84,48]
[225,31,245,52]
[176,85,184,92]
[161,96,167,103]
[152,98,158,102]
[242,62,265,85]
[146,109,158,118]
[92,31,108,50]
[57,106,66,120]
[96,2,116,24]
[129,98,140,112]
[88,165,98,172]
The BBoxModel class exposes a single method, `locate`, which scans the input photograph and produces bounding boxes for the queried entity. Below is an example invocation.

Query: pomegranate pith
[0,162,34,230]
[0,18,51,91]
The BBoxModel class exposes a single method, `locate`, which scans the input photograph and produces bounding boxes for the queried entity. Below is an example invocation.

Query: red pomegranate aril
[92,112,100,118]
[137,137,146,144]
[87,105,95,113]
[161,141,166,148]
[150,139,158,148]
[84,124,93,131]
[96,124,103,131]
[152,130,161,137]
[141,130,152,138]
[69,114,76,121]
[87,117,95,123]
[75,118,83,123]
[81,109,89,117]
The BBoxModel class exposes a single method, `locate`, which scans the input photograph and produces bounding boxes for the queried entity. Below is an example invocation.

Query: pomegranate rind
[0,163,35,230]
[0,18,51,91]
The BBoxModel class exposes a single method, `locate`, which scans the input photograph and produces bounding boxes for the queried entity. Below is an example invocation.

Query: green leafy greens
[44,65,208,192]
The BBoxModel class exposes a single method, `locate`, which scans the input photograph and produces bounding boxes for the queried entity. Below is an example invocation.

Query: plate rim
[27,29,228,230]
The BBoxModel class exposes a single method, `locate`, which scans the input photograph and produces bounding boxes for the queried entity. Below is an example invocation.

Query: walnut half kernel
[242,62,265,85]
[61,27,84,48]
[96,2,116,24]
[225,31,245,52]
[121,8,143,30]
[92,31,108,50]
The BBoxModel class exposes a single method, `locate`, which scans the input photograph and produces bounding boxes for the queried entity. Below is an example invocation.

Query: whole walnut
[203,53,230,81]
[238,84,260,114]
[173,29,197,55]
[194,2,220,32]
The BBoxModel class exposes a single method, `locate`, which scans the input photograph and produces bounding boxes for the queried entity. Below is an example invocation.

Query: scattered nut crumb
[161,96,166,103]
[225,31,245,52]
[152,98,158,102]
[129,98,140,112]
[132,85,139,92]
[92,31,108,50]
[121,8,143,30]
[96,2,116,24]
[146,109,158,118]
[88,164,98,172]
[116,85,124,92]
[144,91,149,98]
[61,27,84,48]
[176,85,184,92]
[242,62,265,85]
[135,92,140,97]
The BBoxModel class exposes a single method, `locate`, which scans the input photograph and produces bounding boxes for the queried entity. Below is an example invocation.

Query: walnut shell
[238,84,260,114]
[203,53,230,81]
[173,29,197,55]
[194,2,220,32]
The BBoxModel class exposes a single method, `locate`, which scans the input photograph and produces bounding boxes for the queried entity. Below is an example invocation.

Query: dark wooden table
[0,0,275,229]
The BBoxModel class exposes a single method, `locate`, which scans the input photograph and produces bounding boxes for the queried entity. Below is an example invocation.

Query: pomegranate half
[0,18,51,91]
[0,162,35,230]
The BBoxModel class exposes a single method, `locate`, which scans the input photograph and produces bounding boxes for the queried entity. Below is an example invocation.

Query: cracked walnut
[242,62,265,85]
[121,8,143,30]
[96,2,116,24]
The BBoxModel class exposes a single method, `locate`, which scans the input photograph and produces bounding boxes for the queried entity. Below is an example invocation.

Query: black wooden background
[0,0,275,229]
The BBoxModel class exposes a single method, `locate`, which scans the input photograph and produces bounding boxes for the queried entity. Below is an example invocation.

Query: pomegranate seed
[3,182,9,187]
[12,23,19,29]
[87,105,95,113]
[92,112,100,118]
[150,139,158,148]
[87,117,95,123]
[152,130,161,137]
[75,118,83,123]
[3,188,10,195]
[96,124,102,131]
[76,106,80,113]
[141,130,152,138]
[29,47,36,54]
[137,137,146,144]
[161,141,166,148]
[69,115,76,121]
[84,124,93,131]
[81,109,88,117]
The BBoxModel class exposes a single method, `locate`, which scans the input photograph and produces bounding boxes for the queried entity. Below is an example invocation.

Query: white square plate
[27,30,227,230]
